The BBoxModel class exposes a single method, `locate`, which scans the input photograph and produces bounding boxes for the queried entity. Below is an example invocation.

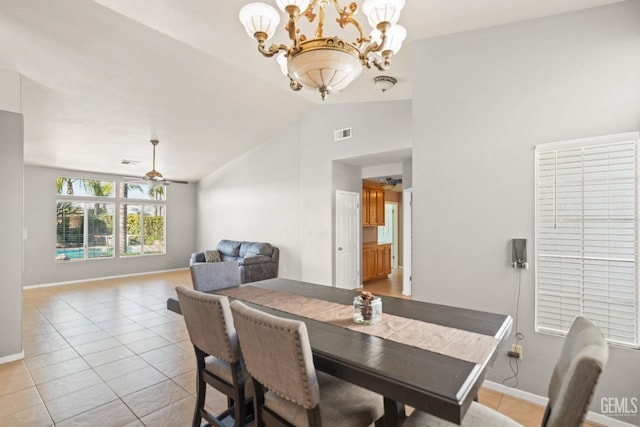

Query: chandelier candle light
[239,0,406,100]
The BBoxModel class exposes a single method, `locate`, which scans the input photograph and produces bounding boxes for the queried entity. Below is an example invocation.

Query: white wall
[412,1,640,422]
[300,101,412,285]
[23,166,197,286]
[0,110,23,359]
[196,100,412,285]
[197,124,304,280]
[0,68,21,113]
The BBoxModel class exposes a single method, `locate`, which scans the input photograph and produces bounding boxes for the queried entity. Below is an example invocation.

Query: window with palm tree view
[56,177,166,261]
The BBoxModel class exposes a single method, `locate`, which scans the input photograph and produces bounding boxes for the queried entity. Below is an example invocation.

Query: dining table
[166,278,512,427]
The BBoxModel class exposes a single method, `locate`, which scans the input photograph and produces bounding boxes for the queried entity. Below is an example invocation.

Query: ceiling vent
[334,127,352,141]
[121,159,140,165]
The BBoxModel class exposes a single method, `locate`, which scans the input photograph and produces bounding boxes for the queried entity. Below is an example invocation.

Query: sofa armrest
[190,252,205,266]
[189,262,241,292]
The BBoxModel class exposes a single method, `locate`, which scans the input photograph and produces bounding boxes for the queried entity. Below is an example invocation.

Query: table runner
[219,285,499,365]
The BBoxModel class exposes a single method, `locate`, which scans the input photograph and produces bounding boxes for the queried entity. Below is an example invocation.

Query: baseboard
[0,350,24,365]
[23,267,189,289]
[484,381,636,427]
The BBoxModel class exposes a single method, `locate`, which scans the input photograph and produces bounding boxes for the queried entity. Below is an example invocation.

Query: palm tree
[56,177,75,195]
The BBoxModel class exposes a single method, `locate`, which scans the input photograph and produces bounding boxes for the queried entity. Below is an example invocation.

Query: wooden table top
[167,278,512,425]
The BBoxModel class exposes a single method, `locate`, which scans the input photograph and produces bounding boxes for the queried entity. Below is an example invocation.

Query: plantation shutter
[536,132,639,347]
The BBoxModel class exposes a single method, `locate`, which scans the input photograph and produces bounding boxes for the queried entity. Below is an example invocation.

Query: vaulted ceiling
[0,0,624,182]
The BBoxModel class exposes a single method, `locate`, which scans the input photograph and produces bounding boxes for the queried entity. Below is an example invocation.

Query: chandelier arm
[332,1,366,47]
[370,57,389,71]
[283,5,302,47]
[316,1,326,39]
[257,39,289,58]
[360,28,387,66]
[289,78,302,91]
[304,0,319,21]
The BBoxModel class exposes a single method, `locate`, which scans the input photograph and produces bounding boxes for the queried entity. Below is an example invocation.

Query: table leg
[383,397,406,427]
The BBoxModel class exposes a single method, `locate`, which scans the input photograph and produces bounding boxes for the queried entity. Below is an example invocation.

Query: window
[535,132,639,347]
[119,182,166,257]
[56,177,115,261]
[55,177,167,260]
[119,204,166,256]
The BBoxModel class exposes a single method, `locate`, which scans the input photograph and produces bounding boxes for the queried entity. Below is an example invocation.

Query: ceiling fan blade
[120,176,146,182]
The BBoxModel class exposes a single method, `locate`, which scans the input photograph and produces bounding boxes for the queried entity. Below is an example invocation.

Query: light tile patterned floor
[0,269,603,426]
[1,270,227,426]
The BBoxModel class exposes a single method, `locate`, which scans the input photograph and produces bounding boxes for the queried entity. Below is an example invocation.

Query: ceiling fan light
[275,0,310,14]
[239,2,280,40]
[362,0,405,28]
[374,75,397,92]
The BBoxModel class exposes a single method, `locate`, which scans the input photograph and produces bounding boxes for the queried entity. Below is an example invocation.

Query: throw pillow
[204,249,222,263]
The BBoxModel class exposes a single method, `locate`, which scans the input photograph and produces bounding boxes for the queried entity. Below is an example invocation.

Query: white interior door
[336,190,360,289]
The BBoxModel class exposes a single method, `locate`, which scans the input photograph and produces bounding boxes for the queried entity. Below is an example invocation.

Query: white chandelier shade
[239,2,281,40]
[288,41,364,97]
[362,0,405,28]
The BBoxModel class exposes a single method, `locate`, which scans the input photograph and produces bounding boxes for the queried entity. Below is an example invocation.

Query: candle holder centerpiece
[353,291,382,325]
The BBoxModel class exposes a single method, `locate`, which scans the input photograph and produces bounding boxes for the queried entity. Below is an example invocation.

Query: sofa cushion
[239,242,273,258]
[238,254,272,266]
[204,249,221,263]
[217,240,242,257]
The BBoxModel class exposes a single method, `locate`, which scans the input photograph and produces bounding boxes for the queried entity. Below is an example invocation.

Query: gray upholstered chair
[176,286,252,427]
[229,300,384,427]
[403,316,609,427]
[190,263,241,292]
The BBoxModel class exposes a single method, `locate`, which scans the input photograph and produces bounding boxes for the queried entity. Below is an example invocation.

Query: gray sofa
[190,239,279,292]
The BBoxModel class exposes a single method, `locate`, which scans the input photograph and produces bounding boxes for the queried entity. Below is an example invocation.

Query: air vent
[334,127,352,141]
[121,159,140,165]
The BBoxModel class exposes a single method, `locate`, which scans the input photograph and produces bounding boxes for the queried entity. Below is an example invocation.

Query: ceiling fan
[123,140,188,186]
[380,177,402,191]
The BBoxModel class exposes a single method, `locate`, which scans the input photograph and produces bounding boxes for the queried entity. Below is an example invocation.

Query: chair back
[230,300,320,409]
[543,316,609,427]
[176,286,240,363]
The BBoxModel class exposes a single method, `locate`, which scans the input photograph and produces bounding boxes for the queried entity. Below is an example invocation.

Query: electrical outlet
[511,344,523,359]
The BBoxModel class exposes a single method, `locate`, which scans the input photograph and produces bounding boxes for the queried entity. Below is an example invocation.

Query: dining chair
[229,300,385,427]
[402,316,609,427]
[176,286,252,427]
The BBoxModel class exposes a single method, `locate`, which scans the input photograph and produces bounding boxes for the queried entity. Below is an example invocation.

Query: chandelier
[239,0,406,100]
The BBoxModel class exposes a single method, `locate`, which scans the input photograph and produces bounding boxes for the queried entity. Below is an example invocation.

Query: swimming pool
[56,247,113,260]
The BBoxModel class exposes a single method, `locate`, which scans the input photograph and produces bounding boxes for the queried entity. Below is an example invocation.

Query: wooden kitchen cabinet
[362,243,392,282]
[362,246,377,282]
[379,244,392,275]
[362,184,385,226]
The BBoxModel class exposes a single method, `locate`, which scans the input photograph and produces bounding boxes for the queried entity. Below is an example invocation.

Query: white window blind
[536,132,640,347]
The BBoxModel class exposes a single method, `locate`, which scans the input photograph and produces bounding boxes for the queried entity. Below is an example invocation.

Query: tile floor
[0,270,602,426]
